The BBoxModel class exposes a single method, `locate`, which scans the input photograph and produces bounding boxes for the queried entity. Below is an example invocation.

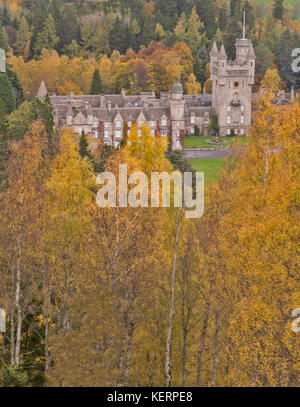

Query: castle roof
[172,79,183,94]
[36,80,48,100]
[210,41,219,57]
[219,44,227,59]
[246,43,256,59]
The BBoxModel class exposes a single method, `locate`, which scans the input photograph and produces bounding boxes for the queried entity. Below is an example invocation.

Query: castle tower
[170,80,185,150]
[210,12,255,137]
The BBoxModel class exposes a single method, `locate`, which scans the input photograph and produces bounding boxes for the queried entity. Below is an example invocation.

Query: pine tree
[224,18,242,60]
[273,0,284,22]
[109,17,127,54]
[275,29,299,89]
[7,67,24,109]
[0,73,14,113]
[218,5,228,32]
[79,130,92,161]
[90,69,103,95]
[34,14,59,56]
[14,16,32,59]
[140,12,156,47]
[0,1,11,26]
[230,0,241,17]
[0,26,9,52]
[0,364,29,387]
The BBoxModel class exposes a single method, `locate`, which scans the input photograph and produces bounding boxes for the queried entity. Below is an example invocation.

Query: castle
[44,27,293,151]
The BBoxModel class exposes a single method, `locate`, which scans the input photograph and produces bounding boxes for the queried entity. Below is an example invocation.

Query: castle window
[115,120,122,128]
[205,115,209,123]
[191,127,195,134]
[227,106,231,112]
[241,116,244,124]
[191,115,195,124]
[161,118,167,126]
[128,121,132,127]
[234,82,239,88]
[227,116,231,124]
[105,122,109,128]
[241,129,244,135]
[227,129,231,135]
[241,105,245,112]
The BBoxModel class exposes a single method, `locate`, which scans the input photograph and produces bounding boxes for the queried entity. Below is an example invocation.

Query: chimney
[100,95,105,108]
[291,86,295,102]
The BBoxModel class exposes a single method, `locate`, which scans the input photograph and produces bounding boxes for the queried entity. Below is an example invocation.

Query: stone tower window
[233,92,239,103]
[234,82,239,88]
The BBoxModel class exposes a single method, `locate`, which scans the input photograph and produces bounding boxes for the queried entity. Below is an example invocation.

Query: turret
[37,79,48,100]
[246,42,256,85]
[218,44,227,85]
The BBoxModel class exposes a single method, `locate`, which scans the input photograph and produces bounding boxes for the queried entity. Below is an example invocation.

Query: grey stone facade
[210,38,255,137]
[49,85,213,151]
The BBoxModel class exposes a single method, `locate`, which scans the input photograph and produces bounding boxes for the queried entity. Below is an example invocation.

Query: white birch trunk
[165,207,183,387]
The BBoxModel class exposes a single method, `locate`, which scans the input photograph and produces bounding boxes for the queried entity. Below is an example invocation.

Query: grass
[188,158,225,184]
[184,136,228,149]
[184,136,249,149]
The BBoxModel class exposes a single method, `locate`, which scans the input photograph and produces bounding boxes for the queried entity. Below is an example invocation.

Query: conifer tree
[79,130,93,162]
[14,16,32,60]
[0,26,9,52]
[0,73,14,113]
[90,69,103,95]
[34,14,59,56]
[273,0,284,22]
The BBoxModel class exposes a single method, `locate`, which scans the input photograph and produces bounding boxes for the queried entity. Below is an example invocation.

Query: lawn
[184,136,228,149]
[188,158,225,184]
[184,136,249,149]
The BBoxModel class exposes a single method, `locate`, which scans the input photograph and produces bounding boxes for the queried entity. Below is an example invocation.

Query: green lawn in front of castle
[188,158,225,184]
[184,136,249,149]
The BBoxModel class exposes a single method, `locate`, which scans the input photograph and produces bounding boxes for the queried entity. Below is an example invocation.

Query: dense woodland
[0,0,299,102]
[0,0,299,387]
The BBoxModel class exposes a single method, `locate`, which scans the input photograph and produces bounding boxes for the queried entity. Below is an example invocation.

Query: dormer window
[116,120,122,128]
[161,118,167,126]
